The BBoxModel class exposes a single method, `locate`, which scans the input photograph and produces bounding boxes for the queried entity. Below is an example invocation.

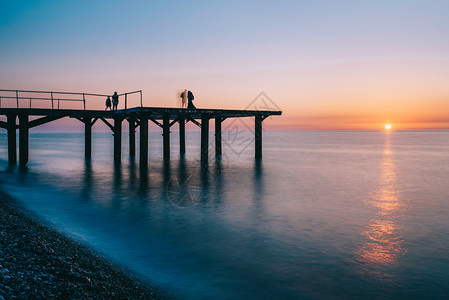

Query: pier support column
[139,116,148,166]
[19,114,29,167]
[201,115,210,163]
[128,117,136,157]
[215,116,222,157]
[84,117,92,160]
[179,117,185,155]
[255,115,262,159]
[163,114,170,161]
[113,116,123,162]
[7,114,17,164]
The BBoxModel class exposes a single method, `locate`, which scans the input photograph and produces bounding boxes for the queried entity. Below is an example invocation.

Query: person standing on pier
[187,90,196,109]
[180,89,187,108]
[112,91,119,110]
[105,96,112,110]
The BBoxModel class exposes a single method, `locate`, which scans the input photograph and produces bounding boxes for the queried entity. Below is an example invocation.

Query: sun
[385,124,392,130]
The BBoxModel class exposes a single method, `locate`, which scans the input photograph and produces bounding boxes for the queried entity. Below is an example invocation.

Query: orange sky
[1,1,449,130]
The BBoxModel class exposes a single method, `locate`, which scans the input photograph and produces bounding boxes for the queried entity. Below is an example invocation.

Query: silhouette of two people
[105,91,119,110]
[106,92,119,110]
[180,90,196,109]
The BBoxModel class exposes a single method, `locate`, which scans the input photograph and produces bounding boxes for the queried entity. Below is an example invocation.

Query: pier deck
[0,106,282,167]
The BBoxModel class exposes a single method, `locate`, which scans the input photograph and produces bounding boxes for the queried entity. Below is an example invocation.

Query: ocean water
[1,130,449,299]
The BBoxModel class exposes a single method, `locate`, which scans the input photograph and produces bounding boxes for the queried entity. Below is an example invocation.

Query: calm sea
[1,130,448,299]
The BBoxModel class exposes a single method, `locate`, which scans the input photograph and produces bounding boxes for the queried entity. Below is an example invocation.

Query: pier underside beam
[7,114,17,164]
[99,117,113,130]
[163,114,170,161]
[201,115,210,163]
[113,116,123,162]
[179,117,185,155]
[18,114,29,167]
[186,116,201,128]
[139,116,148,166]
[28,115,65,128]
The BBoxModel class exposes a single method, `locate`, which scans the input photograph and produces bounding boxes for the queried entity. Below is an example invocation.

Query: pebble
[0,191,165,299]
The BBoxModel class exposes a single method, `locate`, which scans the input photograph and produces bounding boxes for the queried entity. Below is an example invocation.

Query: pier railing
[0,89,143,110]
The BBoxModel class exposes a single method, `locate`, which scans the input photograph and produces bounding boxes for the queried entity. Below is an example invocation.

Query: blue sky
[1,0,449,129]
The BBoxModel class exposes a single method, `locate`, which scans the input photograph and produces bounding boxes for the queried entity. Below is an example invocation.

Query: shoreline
[0,190,166,299]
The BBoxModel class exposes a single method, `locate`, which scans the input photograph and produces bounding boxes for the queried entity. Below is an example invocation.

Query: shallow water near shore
[1,130,449,299]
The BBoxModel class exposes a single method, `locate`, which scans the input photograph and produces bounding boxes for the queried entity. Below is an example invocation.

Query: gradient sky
[1,0,449,130]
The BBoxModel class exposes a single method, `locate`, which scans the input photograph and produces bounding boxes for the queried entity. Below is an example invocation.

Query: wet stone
[0,190,165,299]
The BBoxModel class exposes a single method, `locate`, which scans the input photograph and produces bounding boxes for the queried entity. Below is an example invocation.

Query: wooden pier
[0,90,282,167]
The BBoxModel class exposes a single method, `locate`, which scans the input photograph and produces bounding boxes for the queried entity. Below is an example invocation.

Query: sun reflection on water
[355,134,406,269]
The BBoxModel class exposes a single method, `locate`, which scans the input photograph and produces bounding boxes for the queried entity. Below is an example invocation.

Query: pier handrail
[117,90,143,109]
[0,89,143,110]
[0,89,111,97]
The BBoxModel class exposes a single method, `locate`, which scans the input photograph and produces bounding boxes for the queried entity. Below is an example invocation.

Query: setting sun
[385,124,392,130]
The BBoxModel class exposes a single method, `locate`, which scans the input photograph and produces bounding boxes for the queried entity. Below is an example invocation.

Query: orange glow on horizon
[2,1,449,132]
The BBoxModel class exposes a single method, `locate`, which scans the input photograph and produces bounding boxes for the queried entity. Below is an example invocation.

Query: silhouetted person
[105,96,112,110]
[180,89,187,108]
[187,90,196,109]
[112,91,119,110]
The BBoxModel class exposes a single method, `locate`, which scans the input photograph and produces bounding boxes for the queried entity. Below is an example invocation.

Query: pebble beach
[0,190,164,299]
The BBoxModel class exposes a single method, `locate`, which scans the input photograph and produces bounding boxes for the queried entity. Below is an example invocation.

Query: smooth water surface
[1,130,449,299]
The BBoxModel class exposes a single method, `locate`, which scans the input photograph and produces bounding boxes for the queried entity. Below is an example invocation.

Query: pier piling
[139,116,148,166]
[84,117,92,160]
[201,115,210,163]
[163,114,170,161]
[128,117,136,157]
[179,117,185,155]
[18,114,29,167]
[7,114,17,164]
[113,116,123,162]
[255,115,262,159]
[215,116,222,157]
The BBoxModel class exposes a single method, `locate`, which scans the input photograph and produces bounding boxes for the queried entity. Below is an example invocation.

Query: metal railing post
[125,93,127,110]
[51,92,54,109]
[16,90,19,108]
[29,98,32,108]
[83,93,86,110]
[140,90,143,107]
[0,96,2,108]
[58,99,60,109]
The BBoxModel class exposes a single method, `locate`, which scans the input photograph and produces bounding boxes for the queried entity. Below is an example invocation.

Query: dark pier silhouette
[0,89,282,167]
